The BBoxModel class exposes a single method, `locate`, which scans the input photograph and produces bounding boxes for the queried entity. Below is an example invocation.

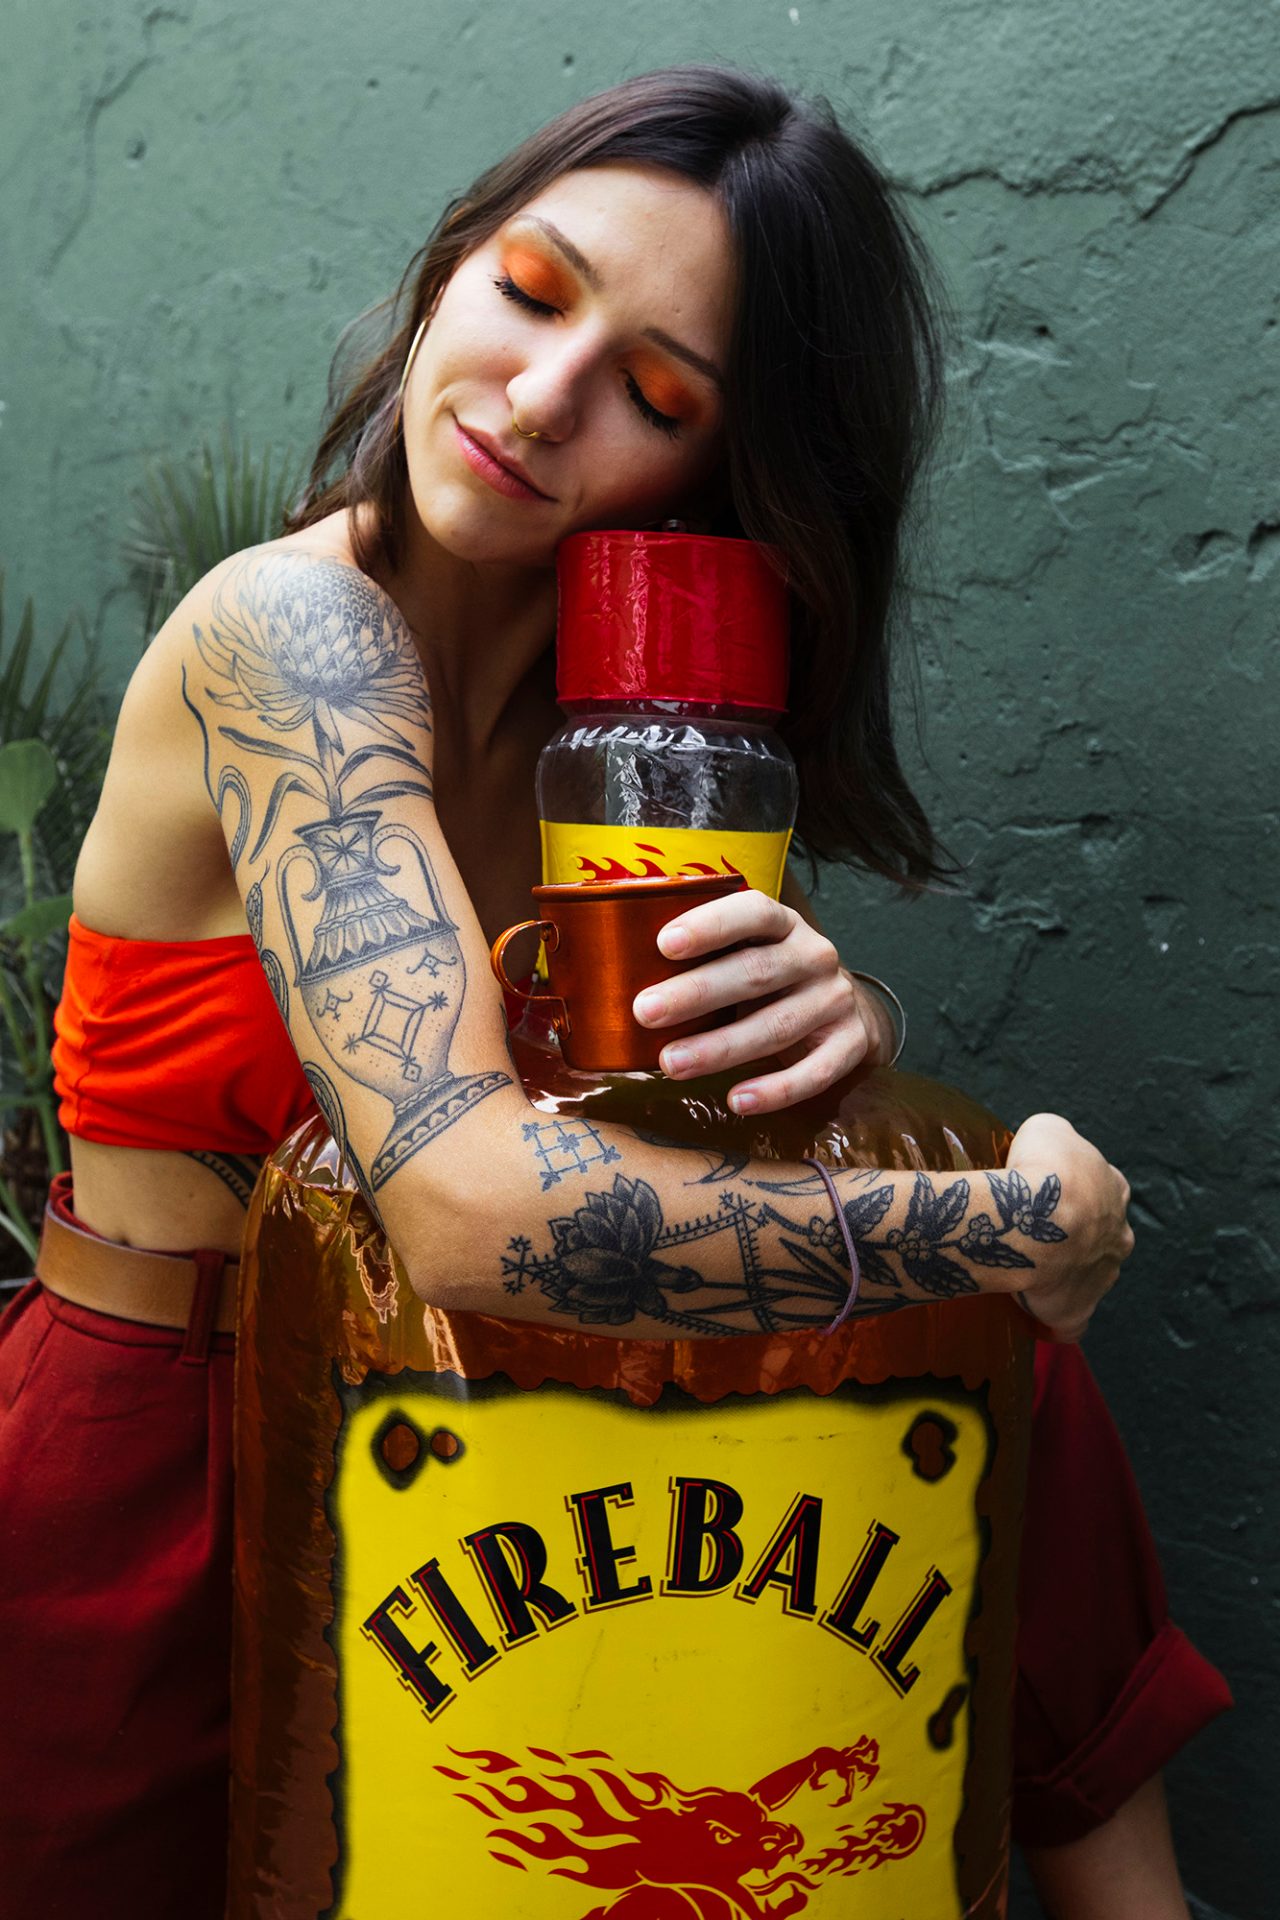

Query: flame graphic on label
[574,842,743,885]
[436,1739,925,1917]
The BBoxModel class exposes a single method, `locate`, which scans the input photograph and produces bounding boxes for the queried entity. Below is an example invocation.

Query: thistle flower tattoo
[191,556,434,859]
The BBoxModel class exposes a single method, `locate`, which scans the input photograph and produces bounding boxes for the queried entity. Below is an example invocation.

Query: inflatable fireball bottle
[229,531,1035,1919]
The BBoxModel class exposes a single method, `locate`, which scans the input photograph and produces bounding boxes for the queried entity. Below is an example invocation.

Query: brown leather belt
[35,1199,239,1344]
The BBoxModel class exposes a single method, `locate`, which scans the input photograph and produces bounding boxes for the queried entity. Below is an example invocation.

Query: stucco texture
[1,3,1276,1914]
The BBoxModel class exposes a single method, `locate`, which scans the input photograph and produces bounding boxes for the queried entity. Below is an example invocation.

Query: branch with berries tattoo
[498,1164,1067,1334]
[848,1168,1065,1299]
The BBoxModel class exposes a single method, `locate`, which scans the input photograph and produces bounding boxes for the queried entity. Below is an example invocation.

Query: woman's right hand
[1005,1112,1135,1343]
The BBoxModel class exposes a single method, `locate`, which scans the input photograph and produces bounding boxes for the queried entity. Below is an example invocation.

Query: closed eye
[494,271,560,320]
[492,273,683,439]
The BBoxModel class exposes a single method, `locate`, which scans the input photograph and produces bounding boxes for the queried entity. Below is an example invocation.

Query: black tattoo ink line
[501,1173,852,1336]
[630,1130,893,1200]
[500,1167,1068,1336]
[259,943,290,1025]
[851,1168,1065,1298]
[183,1150,263,1210]
[191,556,510,1191]
[521,1118,622,1190]
[193,556,434,857]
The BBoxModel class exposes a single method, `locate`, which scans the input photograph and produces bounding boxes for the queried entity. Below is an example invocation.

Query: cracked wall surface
[2,3,1276,1912]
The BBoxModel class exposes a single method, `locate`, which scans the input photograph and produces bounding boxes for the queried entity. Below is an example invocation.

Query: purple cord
[803,1156,861,1332]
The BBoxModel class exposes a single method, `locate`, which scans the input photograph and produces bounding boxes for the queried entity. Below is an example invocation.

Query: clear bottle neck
[558,697,785,728]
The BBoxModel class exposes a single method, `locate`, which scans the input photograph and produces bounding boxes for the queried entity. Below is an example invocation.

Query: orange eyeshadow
[502,244,572,306]
[501,235,702,419]
[629,354,698,419]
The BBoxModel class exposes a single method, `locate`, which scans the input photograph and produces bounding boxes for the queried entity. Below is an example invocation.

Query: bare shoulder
[106,541,418,778]
[154,539,421,684]
[140,542,429,772]
[75,542,430,939]
[171,540,430,753]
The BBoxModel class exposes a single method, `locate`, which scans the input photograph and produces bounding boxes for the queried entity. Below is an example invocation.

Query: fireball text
[361,1475,953,1720]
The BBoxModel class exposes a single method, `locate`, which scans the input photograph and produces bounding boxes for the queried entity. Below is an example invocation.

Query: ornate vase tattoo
[184,556,509,1193]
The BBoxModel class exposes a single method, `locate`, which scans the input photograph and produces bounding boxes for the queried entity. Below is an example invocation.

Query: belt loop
[46,1170,75,1219]
[181,1249,227,1366]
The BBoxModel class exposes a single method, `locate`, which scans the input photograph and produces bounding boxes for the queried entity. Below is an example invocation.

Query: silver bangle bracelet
[846,968,907,1068]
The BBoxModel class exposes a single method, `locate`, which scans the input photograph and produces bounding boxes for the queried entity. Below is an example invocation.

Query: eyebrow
[513,215,725,392]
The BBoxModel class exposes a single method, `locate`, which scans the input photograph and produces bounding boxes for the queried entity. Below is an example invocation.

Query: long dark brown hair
[287,64,956,891]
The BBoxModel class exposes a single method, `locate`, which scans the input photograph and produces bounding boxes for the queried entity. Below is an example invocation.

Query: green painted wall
[2,4,1275,1912]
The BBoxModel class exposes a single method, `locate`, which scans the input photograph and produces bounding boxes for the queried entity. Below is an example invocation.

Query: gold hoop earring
[394,319,428,434]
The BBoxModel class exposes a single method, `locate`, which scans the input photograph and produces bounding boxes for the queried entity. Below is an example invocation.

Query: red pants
[1013,1338,1232,1843]
[0,1198,234,1920]
[0,1196,1231,1915]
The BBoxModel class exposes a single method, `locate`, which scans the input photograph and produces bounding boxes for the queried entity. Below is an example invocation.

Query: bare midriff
[66,1138,256,1258]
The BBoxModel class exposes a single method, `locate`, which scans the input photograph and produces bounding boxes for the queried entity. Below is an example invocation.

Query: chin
[414,486,560,567]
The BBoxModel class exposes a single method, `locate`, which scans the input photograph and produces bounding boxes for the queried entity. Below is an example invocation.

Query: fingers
[635,916,839,1033]
[720,1022,866,1116]
[1017,1284,1093,1345]
[634,940,811,1031]
[653,976,865,1087]
[654,890,794,961]
[1020,1234,1128,1341]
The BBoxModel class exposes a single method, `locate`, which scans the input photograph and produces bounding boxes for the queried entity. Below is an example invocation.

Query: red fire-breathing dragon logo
[436,1739,925,1918]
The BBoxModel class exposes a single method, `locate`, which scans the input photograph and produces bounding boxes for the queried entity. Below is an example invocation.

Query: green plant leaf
[0,740,59,833]
[125,430,305,625]
[1,894,73,944]
[0,1203,39,1261]
[0,575,112,919]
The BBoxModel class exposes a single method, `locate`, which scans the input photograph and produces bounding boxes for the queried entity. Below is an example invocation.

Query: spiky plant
[0,585,113,1278]
[124,427,305,630]
[0,578,112,922]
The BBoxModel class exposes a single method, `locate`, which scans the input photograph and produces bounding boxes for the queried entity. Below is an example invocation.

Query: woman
[0,64,1225,1920]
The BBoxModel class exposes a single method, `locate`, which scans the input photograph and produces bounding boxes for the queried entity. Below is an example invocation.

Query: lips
[456,420,553,498]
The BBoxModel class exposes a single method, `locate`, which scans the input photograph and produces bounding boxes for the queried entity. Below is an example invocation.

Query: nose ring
[512,414,546,441]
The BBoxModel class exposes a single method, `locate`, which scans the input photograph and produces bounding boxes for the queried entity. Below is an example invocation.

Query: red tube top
[51,916,318,1154]
[51,915,534,1156]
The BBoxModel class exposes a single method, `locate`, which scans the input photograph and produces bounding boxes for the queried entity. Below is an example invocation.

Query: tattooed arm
[411,1108,1126,1340]
[170,549,1129,1340]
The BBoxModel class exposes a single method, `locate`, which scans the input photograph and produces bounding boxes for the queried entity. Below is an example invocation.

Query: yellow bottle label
[333,1367,991,1919]
[530,822,793,985]
[540,821,793,898]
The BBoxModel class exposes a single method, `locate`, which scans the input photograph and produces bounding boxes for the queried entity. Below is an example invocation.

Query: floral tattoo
[499,1165,1066,1335]
[183,555,510,1193]
[189,557,434,863]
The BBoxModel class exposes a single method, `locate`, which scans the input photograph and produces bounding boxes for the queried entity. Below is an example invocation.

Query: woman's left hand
[631,888,895,1116]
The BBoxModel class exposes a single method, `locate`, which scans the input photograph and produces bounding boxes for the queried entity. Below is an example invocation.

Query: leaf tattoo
[498,1154,1071,1334]
[849,1169,1068,1301]
[987,1169,1068,1244]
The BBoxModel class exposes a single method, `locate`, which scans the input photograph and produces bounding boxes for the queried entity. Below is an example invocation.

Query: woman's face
[399,164,735,565]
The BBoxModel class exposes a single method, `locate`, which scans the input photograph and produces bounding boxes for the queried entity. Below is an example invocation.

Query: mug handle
[489,920,571,1034]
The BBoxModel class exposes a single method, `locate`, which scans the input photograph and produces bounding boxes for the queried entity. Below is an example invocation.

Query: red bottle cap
[555,529,789,712]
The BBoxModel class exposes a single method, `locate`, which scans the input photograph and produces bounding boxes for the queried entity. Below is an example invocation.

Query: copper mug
[490,871,749,1072]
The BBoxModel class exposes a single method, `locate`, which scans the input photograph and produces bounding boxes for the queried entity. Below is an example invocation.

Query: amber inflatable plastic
[230,1002,1033,1920]
[231,524,1034,1917]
